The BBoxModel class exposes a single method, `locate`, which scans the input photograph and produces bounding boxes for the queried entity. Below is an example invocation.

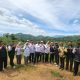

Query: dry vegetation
[0,57,80,80]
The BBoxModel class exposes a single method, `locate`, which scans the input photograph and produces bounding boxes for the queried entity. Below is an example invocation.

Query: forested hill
[0,33,80,44]
[12,33,80,42]
[13,33,54,42]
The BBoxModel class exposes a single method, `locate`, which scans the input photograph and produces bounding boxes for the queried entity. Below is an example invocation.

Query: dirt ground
[0,58,80,80]
[0,63,80,80]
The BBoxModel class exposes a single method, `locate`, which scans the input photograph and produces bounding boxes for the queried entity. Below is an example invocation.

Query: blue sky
[0,0,80,36]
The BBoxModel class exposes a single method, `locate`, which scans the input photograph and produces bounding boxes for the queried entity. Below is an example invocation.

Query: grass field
[0,57,80,80]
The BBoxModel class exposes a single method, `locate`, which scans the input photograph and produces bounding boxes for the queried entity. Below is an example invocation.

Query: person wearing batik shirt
[59,43,67,70]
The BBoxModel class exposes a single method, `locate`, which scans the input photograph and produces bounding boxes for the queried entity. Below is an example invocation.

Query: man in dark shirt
[66,45,74,71]
[8,43,16,68]
[50,42,55,63]
[0,41,7,71]
[73,42,80,76]
[54,43,59,66]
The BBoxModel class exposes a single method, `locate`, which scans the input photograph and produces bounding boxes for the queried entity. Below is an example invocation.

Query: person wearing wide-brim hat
[73,41,80,76]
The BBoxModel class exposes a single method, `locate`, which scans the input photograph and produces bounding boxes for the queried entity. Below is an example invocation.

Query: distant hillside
[13,33,80,42]
[14,33,54,42]
[0,33,80,43]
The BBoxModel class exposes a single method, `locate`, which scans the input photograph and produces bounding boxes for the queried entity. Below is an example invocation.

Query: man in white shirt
[45,41,50,63]
[40,41,45,63]
[29,41,35,63]
[24,42,30,65]
[34,42,41,64]
[15,43,22,65]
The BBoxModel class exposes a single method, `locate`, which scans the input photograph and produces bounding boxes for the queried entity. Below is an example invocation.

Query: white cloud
[0,0,80,36]
[8,0,80,32]
[0,7,49,36]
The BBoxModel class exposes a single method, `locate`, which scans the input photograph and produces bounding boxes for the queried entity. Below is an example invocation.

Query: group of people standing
[0,40,80,76]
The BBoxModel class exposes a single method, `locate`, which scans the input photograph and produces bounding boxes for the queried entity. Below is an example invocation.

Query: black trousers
[55,53,59,65]
[24,56,29,65]
[74,61,80,76]
[60,57,65,69]
[9,55,15,67]
[50,53,55,63]
[0,57,7,71]
[70,57,74,71]
[66,56,69,70]
[39,52,42,62]
[45,53,49,62]
[34,52,40,64]
[16,55,22,64]
[41,53,45,62]
[29,53,34,63]
[66,56,74,71]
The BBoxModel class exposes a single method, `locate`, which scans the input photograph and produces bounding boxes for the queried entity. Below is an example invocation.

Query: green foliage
[50,70,66,80]
[50,70,61,77]
[0,36,12,44]
[0,33,80,45]
[16,64,36,71]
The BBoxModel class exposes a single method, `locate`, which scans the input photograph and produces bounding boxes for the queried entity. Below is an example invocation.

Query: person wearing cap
[0,41,7,71]
[40,41,45,63]
[15,42,22,65]
[23,42,30,65]
[73,42,80,76]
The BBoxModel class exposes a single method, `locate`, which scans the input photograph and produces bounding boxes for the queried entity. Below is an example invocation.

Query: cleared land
[0,58,80,80]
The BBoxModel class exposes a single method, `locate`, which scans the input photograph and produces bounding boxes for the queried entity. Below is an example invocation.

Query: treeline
[0,33,80,44]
